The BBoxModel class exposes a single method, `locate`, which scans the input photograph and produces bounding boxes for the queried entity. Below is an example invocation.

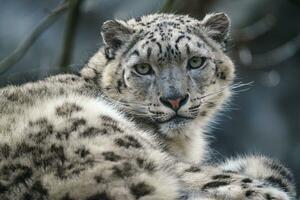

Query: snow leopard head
[81,13,235,136]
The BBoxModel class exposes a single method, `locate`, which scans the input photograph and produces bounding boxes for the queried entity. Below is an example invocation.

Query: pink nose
[159,94,189,111]
[167,99,181,110]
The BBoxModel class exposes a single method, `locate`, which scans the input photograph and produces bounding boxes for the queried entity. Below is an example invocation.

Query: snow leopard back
[0,75,180,200]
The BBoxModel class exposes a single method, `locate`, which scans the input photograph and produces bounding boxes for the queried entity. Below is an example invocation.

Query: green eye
[134,63,153,75]
[188,56,207,70]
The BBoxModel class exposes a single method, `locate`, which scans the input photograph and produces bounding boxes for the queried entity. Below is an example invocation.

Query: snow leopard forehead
[127,13,199,35]
[124,14,208,64]
[102,13,230,63]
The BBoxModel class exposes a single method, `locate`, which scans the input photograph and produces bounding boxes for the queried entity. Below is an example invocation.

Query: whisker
[199,81,253,101]
[200,87,226,100]
[188,81,253,115]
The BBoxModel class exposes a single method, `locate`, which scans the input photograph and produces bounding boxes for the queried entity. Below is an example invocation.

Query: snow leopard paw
[201,174,291,200]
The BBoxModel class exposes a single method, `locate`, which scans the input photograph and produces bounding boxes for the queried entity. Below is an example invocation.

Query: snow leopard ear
[201,12,230,43]
[101,20,133,58]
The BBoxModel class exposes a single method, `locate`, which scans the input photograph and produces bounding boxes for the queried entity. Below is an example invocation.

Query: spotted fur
[0,13,297,199]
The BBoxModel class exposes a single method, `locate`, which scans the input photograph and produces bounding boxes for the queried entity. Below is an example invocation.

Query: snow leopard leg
[216,155,296,199]
[176,155,296,200]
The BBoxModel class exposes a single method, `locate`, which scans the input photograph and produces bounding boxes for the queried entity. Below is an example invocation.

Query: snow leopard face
[82,13,235,135]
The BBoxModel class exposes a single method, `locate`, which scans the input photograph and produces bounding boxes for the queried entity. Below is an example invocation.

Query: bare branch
[159,0,176,13]
[0,2,69,75]
[233,15,276,43]
[58,0,83,71]
[239,33,300,68]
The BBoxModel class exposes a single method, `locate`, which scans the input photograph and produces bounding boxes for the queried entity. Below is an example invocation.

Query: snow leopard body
[0,13,296,200]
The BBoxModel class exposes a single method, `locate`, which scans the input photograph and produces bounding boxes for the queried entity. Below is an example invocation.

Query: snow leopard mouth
[159,115,195,124]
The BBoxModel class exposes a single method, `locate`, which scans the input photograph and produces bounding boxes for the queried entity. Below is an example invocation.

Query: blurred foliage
[290,0,300,6]
[159,0,175,13]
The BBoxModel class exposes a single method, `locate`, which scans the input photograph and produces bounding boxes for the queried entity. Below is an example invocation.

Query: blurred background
[0,0,299,192]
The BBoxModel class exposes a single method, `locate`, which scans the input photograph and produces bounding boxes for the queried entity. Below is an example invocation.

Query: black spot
[222,170,238,174]
[102,123,123,133]
[22,193,33,200]
[219,72,226,80]
[0,182,8,193]
[202,181,229,190]
[55,167,65,179]
[31,180,48,196]
[28,119,54,143]
[13,165,33,185]
[185,44,191,54]
[112,162,135,178]
[56,130,71,140]
[266,160,294,182]
[265,176,289,192]
[156,42,162,53]
[102,151,122,162]
[6,92,19,101]
[50,144,66,163]
[60,193,75,200]
[130,50,140,57]
[1,164,11,177]
[175,35,185,43]
[29,117,51,127]
[115,135,141,148]
[187,27,192,33]
[147,47,152,59]
[14,143,41,158]
[207,102,215,108]
[265,193,273,200]
[185,166,201,173]
[200,111,207,116]
[100,128,109,135]
[0,144,10,159]
[178,192,189,200]
[100,116,123,133]
[75,148,90,158]
[245,190,255,197]
[100,115,115,122]
[136,158,156,172]
[56,103,82,117]
[212,174,231,180]
[130,182,155,199]
[175,44,179,50]
[189,104,201,110]
[33,155,54,169]
[80,127,102,137]
[86,192,111,200]
[242,178,253,183]
[94,175,104,183]
[197,42,202,48]
[70,118,86,131]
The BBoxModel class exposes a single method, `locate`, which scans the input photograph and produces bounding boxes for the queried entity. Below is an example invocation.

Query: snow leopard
[0,13,296,200]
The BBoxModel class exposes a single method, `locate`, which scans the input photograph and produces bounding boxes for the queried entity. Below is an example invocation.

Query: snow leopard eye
[188,56,207,70]
[134,63,153,75]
